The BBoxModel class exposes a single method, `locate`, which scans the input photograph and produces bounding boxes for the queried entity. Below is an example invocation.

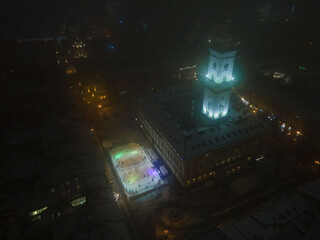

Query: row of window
[184,137,267,177]
[186,165,241,186]
[29,207,47,217]
[71,196,86,207]
[185,154,244,178]
[187,135,267,167]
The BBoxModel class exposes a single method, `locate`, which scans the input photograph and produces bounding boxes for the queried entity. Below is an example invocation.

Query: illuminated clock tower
[203,40,237,119]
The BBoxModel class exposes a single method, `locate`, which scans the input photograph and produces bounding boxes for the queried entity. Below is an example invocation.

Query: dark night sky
[1,0,317,36]
[1,0,315,28]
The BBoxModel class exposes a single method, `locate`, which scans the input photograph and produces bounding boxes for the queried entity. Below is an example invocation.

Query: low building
[186,178,320,240]
[237,74,320,151]
[178,65,198,81]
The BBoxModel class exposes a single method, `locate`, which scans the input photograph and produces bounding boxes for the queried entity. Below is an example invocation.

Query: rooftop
[209,37,239,54]
[187,178,320,240]
[219,179,320,240]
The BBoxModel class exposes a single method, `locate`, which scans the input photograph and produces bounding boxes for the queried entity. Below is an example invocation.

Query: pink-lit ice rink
[110,143,163,199]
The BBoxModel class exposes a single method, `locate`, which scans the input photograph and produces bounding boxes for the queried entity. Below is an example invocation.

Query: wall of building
[207,49,237,84]
[203,88,231,119]
[135,106,185,185]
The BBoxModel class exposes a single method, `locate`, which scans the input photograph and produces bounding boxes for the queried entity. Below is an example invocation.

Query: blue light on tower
[202,40,238,120]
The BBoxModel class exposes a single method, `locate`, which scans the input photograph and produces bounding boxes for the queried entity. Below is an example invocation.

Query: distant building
[219,179,320,240]
[258,0,296,22]
[237,74,320,151]
[187,178,320,239]
[72,39,87,58]
[178,65,197,81]
[135,40,272,187]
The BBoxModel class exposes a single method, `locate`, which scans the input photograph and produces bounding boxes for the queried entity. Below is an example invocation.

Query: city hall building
[134,40,272,187]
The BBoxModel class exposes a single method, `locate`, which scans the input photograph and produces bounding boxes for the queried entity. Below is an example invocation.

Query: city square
[110,143,163,199]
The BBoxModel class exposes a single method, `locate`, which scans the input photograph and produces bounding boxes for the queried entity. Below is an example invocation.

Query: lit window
[71,196,86,207]
[29,207,48,217]
[31,215,42,222]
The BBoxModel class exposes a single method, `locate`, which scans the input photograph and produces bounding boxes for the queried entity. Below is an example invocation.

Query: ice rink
[110,143,163,198]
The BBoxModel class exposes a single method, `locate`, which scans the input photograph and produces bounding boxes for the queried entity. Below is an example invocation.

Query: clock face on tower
[224,63,229,70]
[212,62,217,69]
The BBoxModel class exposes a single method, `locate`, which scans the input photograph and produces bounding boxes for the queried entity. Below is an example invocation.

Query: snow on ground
[110,143,163,198]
